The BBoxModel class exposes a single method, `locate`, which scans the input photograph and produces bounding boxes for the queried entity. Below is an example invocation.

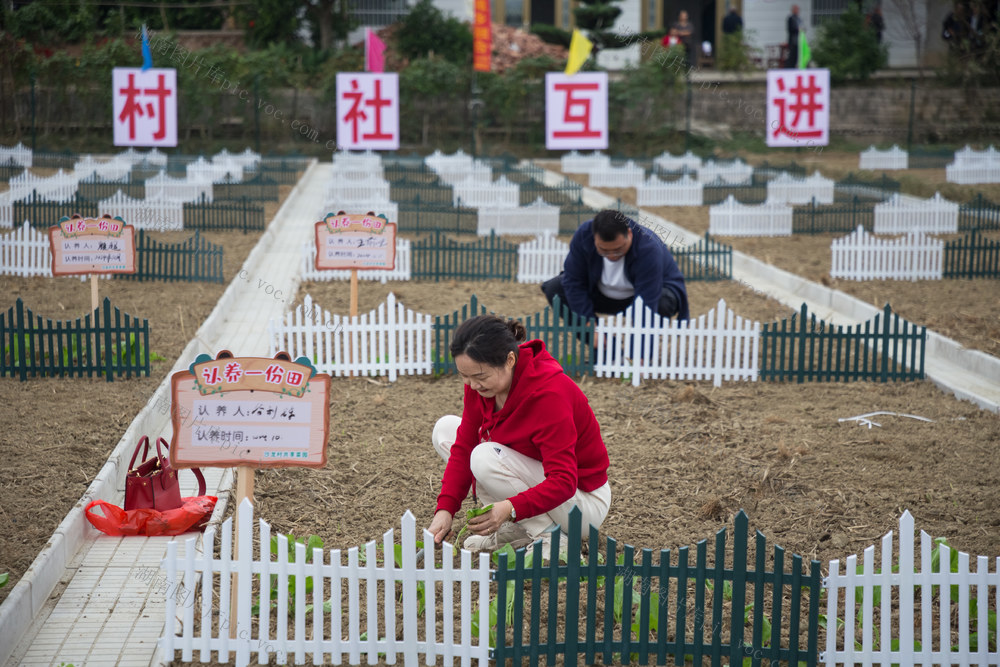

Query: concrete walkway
[1,160,329,667]
[2,158,999,667]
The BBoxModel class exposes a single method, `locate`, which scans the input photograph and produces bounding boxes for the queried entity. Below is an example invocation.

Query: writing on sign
[315,211,396,271]
[169,351,331,469]
[49,214,137,276]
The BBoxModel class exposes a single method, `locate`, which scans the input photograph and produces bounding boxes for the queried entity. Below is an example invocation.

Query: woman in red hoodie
[428,314,611,553]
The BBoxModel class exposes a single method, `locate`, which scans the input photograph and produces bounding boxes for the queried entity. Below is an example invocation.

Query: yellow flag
[565,29,593,76]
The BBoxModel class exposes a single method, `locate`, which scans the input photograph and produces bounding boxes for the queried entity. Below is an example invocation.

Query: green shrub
[812,6,887,81]
[717,30,758,72]
[396,0,472,65]
[530,23,572,48]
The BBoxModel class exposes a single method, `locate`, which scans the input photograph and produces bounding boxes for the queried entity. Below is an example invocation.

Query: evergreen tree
[573,0,623,51]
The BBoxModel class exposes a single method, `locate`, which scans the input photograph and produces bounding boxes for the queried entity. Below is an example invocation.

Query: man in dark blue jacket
[541,210,689,324]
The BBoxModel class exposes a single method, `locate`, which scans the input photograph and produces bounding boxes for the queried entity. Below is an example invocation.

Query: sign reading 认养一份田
[314,211,397,271]
[49,215,137,276]
[169,351,331,469]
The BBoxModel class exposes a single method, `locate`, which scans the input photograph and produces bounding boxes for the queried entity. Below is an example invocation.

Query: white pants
[433,415,611,541]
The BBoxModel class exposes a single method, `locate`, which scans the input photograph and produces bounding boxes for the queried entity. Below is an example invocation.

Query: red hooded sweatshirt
[435,340,610,521]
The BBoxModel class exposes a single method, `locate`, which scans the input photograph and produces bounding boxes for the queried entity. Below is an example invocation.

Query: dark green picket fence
[519,178,585,206]
[77,174,145,200]
[413,231,518,281]
[0,160,25,182]
[257,158,306,184]
[792,197,876,235]
[492,507,822,667]
[958,194,1000,231]
[1,297,150,382]
[32,150,77,170]
[909,146,954,169]
[833,173,900,202]
[398,198,479,234]
[391,177,454,204]
[760,303,925,382]
[116,229,223,283]
[703,181,767,205]
[17,191,99,229]
[673,233,732,281]
[183,195,265,233]
[432,294,594,376]
[213,173,279,201]
[943,230,1000,278]
[752,161,807,179]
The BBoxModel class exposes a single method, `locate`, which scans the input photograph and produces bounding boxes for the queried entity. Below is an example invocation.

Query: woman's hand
[467,500,514,536]
[429,509,455,544]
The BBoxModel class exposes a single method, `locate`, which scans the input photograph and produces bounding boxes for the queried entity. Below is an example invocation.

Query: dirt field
[1,154,998,625]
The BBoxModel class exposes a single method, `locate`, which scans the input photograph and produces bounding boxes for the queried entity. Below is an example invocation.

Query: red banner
[473,0,491,72]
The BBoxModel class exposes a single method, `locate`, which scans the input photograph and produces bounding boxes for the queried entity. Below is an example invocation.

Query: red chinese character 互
[772,74,823,140]
[223,361,243,383]
[264,364,285,384]
[286,370,304,386]
[552,82,601,139]
[202,365,221,385]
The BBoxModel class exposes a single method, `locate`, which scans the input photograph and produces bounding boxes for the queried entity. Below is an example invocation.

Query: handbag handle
[127,435,151,472]
[156,437,207,497]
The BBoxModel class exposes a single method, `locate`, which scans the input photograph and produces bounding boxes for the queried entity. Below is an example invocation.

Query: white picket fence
[1,221,52,277]
[945,145,1000,184]
[697,159,753,184]
[0,142,32,167]
[437,161,492,186]
[426,149,476,185]
[636,174,704,206]
[766,171,835,205]
[332,149,382,172]
[453,175,519,209]
[145,171,214,203]
[477,197,559,236]
[160,499,492,667]
[709,195,793,237]
[99,191,185,231]
[268,293,433,380]
[318,198,398,225]
[831,225,943,281]
[823,510,1000,667]
[325,176,391,203]
[74,155,133,181]
[300,238,411,282]
[588,160,645,188]
[859,145,908,170]
[873,192,959,234]
[215,147,261,170]
[653,150,702,172]
[594,297,759,387]
[0,193,13,228]
[516,233,568,283]
[330,161,385,181]
[560,150,610,174]
[9,169,79,201]
[187,157,244,183]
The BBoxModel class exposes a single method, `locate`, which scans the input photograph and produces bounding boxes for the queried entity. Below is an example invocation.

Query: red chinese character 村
[118,73,173,141]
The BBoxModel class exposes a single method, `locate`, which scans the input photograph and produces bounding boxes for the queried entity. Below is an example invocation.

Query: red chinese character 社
[772,74,823,140]
[264,364,285,384]
[201,365,221,385]
[342,79,393,144]
[118,72,172,141]
[223,361,243,383]
[552,82,601,139]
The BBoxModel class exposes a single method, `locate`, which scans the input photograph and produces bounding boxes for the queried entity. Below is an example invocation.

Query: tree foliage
[395,0,472,65]
[573,0,624,50]
[812,6,887,81]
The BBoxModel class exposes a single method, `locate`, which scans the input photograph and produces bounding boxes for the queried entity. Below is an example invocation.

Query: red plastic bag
[85,495,217,537]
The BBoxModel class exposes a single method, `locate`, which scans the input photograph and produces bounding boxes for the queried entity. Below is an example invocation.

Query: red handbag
[125,436,205,512]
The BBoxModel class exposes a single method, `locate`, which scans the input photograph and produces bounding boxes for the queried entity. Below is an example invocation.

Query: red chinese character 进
[264,363,285,384]
[772,74,823,140]
[552,82,601,139]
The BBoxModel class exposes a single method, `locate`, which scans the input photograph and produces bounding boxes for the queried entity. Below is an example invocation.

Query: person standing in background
[785,4,802,67]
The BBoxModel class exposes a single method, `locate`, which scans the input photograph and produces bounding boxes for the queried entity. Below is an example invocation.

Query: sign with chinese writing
[766,69,830,148]
[49,215,137,276]
[314,212,397,271]
[112,67,178,147]
[473,0,492,72]
[169,352,331,469]
[545,72,608,150]
[335,73,400,151]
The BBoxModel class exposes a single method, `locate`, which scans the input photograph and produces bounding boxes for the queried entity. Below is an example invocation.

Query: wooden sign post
[169,350,332,638]
[49,214,138,310]
[314,211,397,373]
